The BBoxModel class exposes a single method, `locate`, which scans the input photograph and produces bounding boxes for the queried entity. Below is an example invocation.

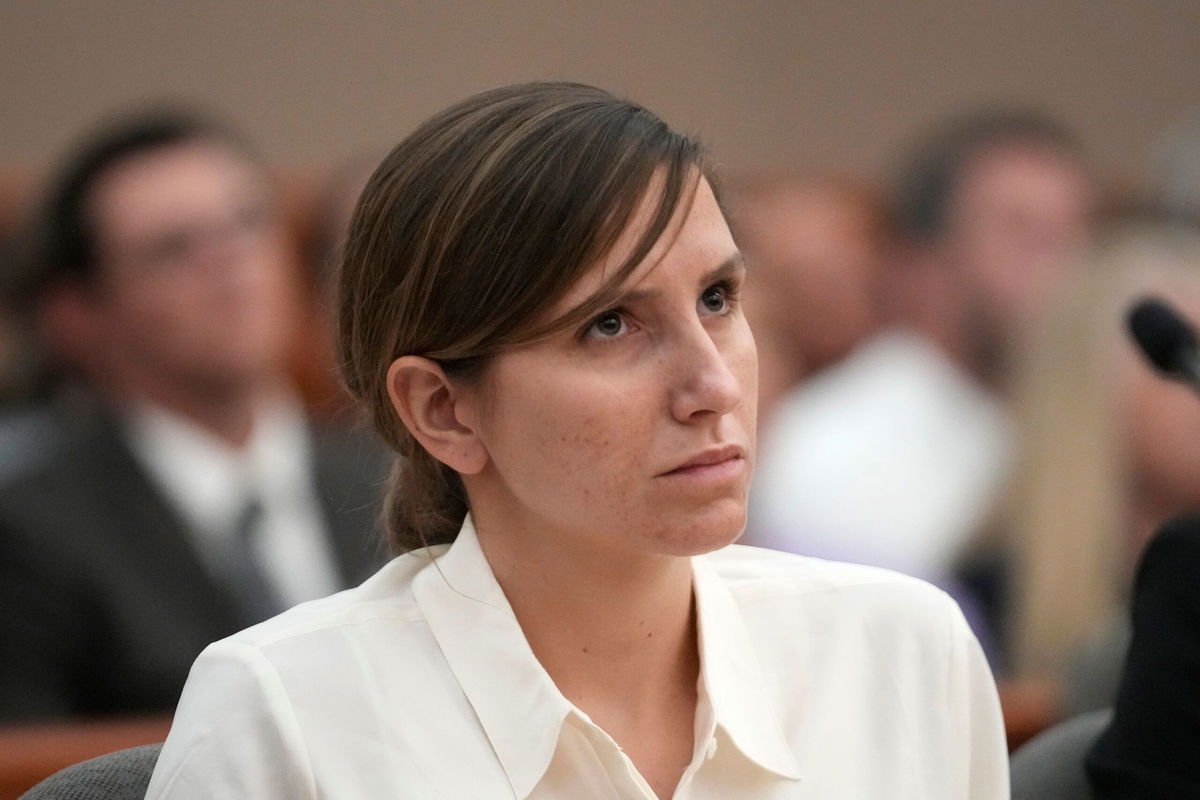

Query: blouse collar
[411,515,803,798]
[691,554,804,781]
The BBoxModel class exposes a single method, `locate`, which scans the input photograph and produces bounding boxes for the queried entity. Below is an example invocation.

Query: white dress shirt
[123,398,341,607]
[751,330,1013,581]
[146,515,1009,799]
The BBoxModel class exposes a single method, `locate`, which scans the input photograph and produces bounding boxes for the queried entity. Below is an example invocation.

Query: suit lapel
[77,415,387,613]
[76,418,248,632]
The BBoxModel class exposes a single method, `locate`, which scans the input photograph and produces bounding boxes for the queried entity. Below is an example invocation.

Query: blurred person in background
[0,232,101,483]
[0,235,58,481]
[0,110,386,721]
[289,155,378,422]
[727,173,890,426]
[1155,107,1200,227]
[750,109,1095,643]
[1085,511,1200,797]
[1005,224,1200,713]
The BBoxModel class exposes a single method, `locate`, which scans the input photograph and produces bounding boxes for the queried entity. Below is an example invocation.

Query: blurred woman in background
[1005,224,1200,711]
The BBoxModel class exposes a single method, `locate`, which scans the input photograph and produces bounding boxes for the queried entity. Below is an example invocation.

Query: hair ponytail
[383,451,469,553]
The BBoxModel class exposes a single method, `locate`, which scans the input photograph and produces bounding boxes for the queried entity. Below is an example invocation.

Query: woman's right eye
[585,310,629,340]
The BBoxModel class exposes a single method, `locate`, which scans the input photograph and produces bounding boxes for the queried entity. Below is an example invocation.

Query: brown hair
[338,82,708,553]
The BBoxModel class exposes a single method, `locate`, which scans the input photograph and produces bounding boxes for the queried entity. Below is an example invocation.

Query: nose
[668,322,743,423]
[192,218,279,297]
[198,217,261,271]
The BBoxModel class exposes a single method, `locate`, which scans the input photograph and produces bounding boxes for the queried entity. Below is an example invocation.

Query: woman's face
[459,178,758,559]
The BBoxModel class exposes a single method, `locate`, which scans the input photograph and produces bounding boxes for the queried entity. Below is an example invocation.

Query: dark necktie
[221,498,286,624]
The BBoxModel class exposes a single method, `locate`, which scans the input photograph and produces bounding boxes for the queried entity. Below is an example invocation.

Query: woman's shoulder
[706,542,946,595]
[148,547,490,799]
[703,543,964,634]
[214,547,446,656]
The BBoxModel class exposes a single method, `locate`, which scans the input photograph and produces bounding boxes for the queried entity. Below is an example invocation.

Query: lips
[659,444,747,477]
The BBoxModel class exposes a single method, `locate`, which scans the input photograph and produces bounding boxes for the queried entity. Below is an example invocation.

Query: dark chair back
[1010,709,1111,800]
[19,743,162,800]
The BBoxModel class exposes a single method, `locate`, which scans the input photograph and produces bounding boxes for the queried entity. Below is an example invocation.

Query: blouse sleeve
[946,601,1010,799]
[145,640,317,800]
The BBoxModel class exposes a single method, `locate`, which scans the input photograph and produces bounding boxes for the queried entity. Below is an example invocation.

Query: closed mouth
[660,444,746,476]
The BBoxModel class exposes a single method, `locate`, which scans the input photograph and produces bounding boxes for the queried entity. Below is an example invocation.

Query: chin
[645,502,746,557]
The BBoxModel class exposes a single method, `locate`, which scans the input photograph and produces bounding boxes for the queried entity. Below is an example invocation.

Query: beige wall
[1,1,1198,190]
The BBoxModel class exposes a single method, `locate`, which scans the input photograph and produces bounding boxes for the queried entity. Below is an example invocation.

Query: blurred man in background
[0,111,386,720]
[290,155,378,422]
[0,235,58,481]
[893,111,1095,389]
[729,173,890,427]
[750,110,1095,645]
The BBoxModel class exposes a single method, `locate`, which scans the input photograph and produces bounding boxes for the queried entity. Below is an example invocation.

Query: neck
[884,245,1005,390]
[103,368,275,448]
[1130,482,1192,562]
[470,507,704,798]
[479,517,698,711]
[474,518,696,732]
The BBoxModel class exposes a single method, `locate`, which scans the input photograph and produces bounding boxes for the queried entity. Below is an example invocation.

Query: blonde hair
[1008,223,1200,678]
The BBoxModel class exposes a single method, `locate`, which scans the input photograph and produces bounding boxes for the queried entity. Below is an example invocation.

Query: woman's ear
[386,356,489,475]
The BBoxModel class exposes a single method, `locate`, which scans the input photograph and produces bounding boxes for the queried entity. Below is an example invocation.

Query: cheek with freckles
[539,395,649,498]
[481,361,655,526]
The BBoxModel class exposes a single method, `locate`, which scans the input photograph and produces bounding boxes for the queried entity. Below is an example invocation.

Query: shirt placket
[670,719,718,799]
[574,719,656,800]
[572,714,721,800]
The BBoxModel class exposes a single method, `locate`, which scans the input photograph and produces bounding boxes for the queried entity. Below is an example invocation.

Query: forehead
[958,143,1090,203]
[743,186,876,250]
[87,140,266,244]
[554,177,736,313]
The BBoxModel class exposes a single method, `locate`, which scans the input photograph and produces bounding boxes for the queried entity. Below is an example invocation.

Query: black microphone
[1127,297,1200,390]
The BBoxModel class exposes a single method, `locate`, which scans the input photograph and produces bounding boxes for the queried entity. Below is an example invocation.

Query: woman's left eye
[584,310,630,340]
[698,284,729,314]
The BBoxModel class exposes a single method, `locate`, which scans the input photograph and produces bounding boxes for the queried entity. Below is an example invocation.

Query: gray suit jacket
[0,413,389,721]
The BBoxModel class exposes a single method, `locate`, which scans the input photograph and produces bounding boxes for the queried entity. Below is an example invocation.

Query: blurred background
[1,1,1199,794]
[2,2,1197,191]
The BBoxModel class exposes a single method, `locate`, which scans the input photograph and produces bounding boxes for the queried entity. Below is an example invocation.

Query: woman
[1005,224,1200,704]
[146,82,1007,799]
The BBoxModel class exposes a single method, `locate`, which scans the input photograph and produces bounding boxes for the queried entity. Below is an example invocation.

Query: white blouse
[146,516,1009,799]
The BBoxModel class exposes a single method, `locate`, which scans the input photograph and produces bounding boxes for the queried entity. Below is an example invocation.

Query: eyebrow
[606,251,747,307]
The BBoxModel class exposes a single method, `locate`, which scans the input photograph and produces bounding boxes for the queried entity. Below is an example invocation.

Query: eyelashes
[700,278,740,314]
[586,309,629,340]
[579,277,743,342]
